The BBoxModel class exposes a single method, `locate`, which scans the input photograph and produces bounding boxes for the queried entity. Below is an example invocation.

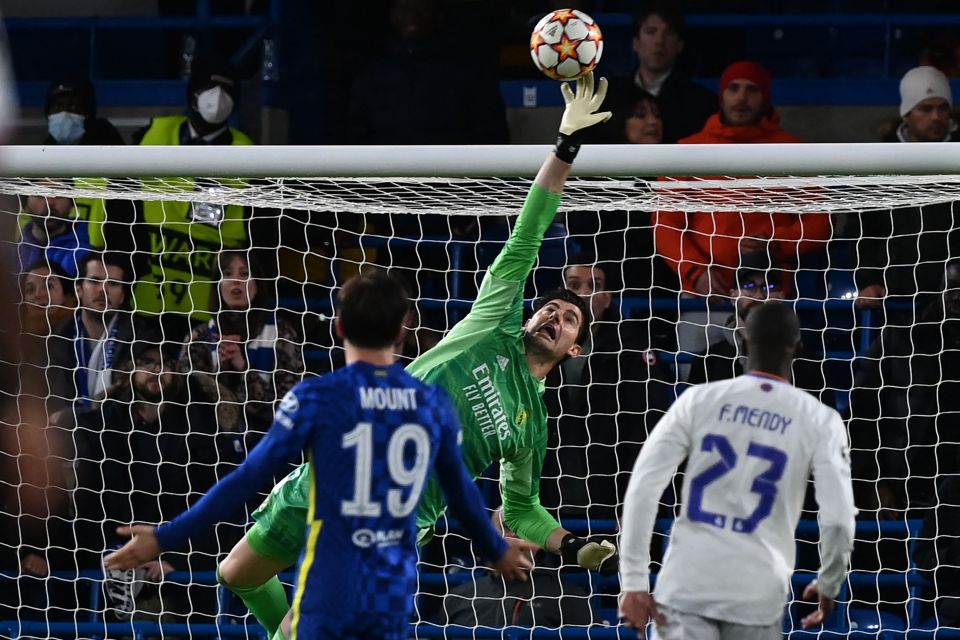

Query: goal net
[0,144,958,638]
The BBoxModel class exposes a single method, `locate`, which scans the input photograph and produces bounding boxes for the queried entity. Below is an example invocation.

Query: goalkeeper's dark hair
[744,301,800,370]
[533,288,592,346]
[337,268,411,350]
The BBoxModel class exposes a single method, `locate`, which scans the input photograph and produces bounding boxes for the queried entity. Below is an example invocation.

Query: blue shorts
[293,613,409,640]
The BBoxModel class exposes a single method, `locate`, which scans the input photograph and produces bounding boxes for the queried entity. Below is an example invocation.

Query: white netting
[1,168,958,639]
[4,173,960,214]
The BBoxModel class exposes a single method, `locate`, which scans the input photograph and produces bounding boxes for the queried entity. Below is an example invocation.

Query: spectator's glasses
[739,281,779,293]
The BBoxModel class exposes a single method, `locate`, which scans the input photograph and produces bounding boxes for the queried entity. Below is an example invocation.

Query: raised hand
[559,71,612,136]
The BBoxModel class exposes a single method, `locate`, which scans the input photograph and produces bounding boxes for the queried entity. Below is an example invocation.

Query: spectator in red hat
[653,61,831,373]
[680,60,800,144]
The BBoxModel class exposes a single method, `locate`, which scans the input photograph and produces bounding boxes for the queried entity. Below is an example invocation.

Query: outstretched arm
[490,72,612,283]
[407,74,610,373]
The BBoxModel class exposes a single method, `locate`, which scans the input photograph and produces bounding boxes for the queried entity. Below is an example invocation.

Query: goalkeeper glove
[559,534,619,576]
[554,71,612,164]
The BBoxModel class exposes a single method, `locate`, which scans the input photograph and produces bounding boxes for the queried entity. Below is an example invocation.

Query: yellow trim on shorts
[290,457,319,640]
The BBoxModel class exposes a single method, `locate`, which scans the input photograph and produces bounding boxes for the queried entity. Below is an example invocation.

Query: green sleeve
[407,184,562,377]
[500,447,561,548]
[489,184,563,282]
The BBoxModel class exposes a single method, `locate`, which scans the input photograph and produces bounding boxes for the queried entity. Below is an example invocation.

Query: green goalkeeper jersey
[253,183,565,554]
[408,183,563,547]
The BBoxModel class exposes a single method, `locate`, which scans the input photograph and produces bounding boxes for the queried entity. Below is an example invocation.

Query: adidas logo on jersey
[497,355,510,371]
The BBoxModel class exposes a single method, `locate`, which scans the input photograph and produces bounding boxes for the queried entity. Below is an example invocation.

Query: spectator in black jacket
[72,339,242,621]
[44,79,123,146]
[542,257,672,519]
[687,252,835,408]
[848,260,960,517]
[857,66,960,311]
[605,3,715,144]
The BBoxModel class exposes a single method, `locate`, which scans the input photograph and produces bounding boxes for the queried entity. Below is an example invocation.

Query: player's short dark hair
[337,268,411,350]
[744,301,800,356]
[532,289,592,346]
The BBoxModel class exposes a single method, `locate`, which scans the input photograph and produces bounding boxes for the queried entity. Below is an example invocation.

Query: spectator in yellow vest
[133,59,254,329]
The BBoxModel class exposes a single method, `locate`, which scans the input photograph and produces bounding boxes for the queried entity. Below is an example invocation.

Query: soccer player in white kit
[619,302,857,639]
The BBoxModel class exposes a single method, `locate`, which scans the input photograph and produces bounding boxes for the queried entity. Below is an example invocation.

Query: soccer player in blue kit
[105,269,534,639]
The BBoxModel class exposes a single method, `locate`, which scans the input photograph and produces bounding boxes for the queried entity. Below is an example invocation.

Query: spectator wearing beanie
[44,79,124,146]
[653,61,831,373]
[680,60,801,144]
[854,66,960,310]
[884,65,959,143]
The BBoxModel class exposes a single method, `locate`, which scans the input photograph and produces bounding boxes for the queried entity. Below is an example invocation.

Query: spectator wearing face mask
[44,79,123,146]
[132,58,253,328]
[134,58,251,146]
[39,81,135,257]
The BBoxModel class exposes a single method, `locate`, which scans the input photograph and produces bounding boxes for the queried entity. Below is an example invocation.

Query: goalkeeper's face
[523,299,584,361]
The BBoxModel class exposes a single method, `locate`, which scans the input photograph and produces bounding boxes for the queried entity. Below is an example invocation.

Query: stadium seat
[847,608,908,633]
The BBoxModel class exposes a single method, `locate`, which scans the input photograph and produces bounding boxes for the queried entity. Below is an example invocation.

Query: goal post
[5,142,960,177]
[0,143,957,637]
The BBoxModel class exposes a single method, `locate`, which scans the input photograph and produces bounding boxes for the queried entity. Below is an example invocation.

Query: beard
[521,329,554,358]
[133,378,163,402]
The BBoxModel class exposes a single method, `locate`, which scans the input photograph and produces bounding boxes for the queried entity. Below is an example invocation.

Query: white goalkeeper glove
[559,72,612,136]
[559,534,619,575]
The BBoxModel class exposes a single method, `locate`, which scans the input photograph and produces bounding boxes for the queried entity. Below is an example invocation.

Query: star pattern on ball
[552,34,580,62]
[551,9,576,24]
[530,31,545,50]
[587,22,602,43]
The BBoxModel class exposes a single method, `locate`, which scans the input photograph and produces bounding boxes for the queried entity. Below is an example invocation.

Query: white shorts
[654,604,783,640]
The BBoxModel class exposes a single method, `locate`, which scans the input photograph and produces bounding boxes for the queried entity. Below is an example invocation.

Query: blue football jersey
[156,361,506,639]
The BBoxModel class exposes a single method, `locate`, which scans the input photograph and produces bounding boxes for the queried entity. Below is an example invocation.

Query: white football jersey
[619,373,856,626]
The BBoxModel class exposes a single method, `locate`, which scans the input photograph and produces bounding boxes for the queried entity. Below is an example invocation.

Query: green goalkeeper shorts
[247,462,311,566]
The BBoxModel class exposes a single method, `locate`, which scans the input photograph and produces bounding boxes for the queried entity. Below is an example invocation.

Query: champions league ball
[530,9,603,81]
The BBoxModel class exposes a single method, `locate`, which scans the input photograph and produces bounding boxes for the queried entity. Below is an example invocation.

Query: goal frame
[3,143,960,178]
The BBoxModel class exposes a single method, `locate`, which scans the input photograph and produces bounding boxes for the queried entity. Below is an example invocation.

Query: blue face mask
[48,111,86,144]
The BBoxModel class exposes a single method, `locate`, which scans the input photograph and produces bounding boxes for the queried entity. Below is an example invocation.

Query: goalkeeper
[216,73,617,637]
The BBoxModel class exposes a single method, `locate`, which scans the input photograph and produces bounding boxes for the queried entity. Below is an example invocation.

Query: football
[529,9,604,81]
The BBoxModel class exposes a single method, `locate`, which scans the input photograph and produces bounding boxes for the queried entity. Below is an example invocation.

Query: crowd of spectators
[2,0,960,630]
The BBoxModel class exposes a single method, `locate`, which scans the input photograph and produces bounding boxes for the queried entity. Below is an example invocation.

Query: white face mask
[195,86,234,125]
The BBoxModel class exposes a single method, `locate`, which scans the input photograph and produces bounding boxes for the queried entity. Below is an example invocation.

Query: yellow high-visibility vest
[135,115,252,317]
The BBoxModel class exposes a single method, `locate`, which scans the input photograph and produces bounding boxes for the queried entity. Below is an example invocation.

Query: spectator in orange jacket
[654,61,831,296]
